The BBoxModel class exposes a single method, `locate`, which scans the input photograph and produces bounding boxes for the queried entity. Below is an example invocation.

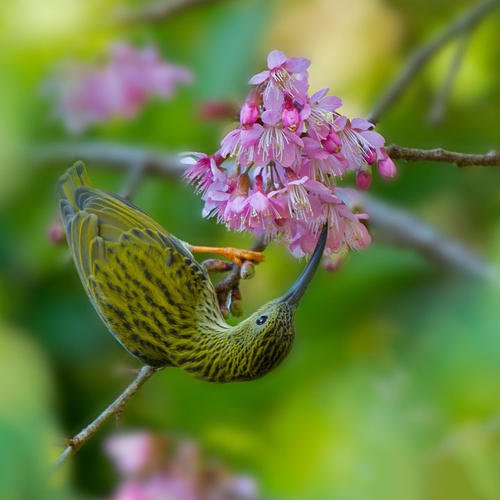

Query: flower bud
[47,222,65,245]
[323,253,346,272]
[240,101,259,127]
[356,170,372,190]
[378,156,397,178]
[240,261,255,279]
[321,130,341,154]
[363,147,377,165]
[282,102,300,131]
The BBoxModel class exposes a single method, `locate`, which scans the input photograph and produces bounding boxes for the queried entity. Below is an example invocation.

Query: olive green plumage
[57,162,325,382]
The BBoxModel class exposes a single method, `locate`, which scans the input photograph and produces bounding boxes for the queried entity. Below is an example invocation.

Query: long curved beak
[280,224,328,308]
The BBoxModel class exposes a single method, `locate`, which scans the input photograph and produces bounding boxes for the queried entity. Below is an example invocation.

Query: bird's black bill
[280,224,328,307]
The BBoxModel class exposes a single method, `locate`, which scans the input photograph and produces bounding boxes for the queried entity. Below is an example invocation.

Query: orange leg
[189,245,264,266]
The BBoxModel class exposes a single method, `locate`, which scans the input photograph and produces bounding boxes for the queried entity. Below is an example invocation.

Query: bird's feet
[190,245,264,267]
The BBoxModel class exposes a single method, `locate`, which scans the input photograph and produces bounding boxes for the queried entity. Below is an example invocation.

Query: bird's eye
[256,315,268,325]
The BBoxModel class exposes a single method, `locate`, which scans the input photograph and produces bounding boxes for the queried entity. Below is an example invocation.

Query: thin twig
[367,0,500,123]
[357,193,498,282]
[385,145,500,167]
[54,365,161,469]
[115,0,219,26]
[427,32,470,125]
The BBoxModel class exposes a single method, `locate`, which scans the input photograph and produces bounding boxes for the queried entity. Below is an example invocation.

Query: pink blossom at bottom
[105,432,158,476]
[105,432,259,500]
[112,477,198,500]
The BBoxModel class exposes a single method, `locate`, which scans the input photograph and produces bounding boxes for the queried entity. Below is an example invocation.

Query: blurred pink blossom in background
[43,42,193,133]
[184,50,397,264]
[105,432,258,500]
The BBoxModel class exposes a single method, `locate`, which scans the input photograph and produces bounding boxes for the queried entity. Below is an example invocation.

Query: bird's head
[229,225,328,379]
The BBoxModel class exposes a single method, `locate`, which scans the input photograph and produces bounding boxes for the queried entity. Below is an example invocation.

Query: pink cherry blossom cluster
[184,50,396,259]
[105,432,257,500]
[44,42,193,133]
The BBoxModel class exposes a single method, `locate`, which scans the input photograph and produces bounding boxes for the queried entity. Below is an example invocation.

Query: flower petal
[351,117,373,130]
[361,130,385,148]
[248,70,270,85]
[267,50,287,69]
[310,88,329,102]
[285,57,311,73]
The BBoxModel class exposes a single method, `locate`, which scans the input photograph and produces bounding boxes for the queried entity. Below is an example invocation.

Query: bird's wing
[63,187,224,366]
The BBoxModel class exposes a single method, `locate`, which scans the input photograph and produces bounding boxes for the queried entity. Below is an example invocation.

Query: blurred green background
[0,0,499,498]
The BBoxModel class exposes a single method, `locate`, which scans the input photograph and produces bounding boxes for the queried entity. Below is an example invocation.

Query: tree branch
[386,145,500,167]
[54,365,161,469]
[34,141,185,178]
[357,193,498,282]
[367,0,500,123]
[34,141,498,282]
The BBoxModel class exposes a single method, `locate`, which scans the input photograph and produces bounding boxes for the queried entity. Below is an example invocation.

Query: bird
[57,162,327,383]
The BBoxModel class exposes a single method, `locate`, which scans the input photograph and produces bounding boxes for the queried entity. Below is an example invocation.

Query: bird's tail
[57,161,92,207]
[57,161,92,228]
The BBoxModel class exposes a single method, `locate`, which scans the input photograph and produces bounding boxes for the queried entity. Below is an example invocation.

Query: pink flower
[220,123,263,167]
[184,49,395,260]
[105,432,158,476]
[106,433,259,500]
[377,152,397,178]
[225,176,286,237]
[303,136,347,177]
[182,152,225,194]
[356,170,372,190]
[307,88,342,139]
[44,42,192,133]
[287,220,319,258]
[255,123,303,168]
[240,91,260,127]
[249,50,310,110]
[282,100,301,131]
[324,201,371,253]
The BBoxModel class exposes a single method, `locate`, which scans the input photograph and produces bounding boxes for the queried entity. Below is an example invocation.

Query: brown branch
[115,0,220,26]
[386,145,500,167]
[367,0,500,123]
[54,365,160,469]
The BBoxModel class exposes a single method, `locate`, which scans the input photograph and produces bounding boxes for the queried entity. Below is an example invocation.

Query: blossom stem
[53,365,161,469]
[367,0,500,124]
